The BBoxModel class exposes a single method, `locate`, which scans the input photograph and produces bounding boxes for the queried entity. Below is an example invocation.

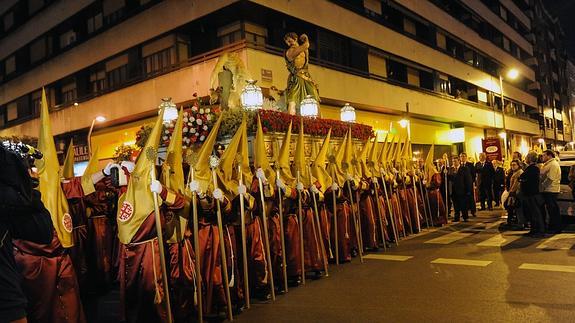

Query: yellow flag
[277,121,295,186]
[162,108,185,193]
[194,114,223,194]
[62,139,75,179]
[116,108,164,244]
[217,115,245,196]
[294,118,310,185]
[311,128,333,192]
[369,135,382,177]
[331,130,349,186]
[343,128,354,175]
[378,133,391,167]
[37,88,73,247]
[81,146,100,195]
[254,115,276,184]
[239,113,253,186]
[359,139,372,179]
[424,143,438,184]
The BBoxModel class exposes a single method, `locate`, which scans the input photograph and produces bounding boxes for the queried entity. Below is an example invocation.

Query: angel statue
[209,52,252,110]
[283,32,320,115]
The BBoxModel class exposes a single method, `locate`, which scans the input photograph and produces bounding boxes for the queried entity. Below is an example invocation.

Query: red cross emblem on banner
[118,201,134,222]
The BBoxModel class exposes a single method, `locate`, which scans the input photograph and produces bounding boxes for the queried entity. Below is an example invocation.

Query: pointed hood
[311,128,333,192]
[62,139,75,179]
[161,107,185,193]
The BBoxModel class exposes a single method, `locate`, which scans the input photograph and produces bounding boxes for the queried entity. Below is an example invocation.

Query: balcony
[524,56,538,67]
[528,81,541,91]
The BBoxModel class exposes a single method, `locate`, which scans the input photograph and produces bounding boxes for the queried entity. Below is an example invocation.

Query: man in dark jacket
[449,156,473,222]
[0,143,54,322]
[459,152,477,216]
[475,153,495,210]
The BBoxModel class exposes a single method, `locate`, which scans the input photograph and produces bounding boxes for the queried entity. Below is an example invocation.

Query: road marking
[364,254,413,261]
[424,232,473,244]
[536,233,575,250]
[519,263,575,273]
[484,221,503,230]
[477,234,521,247]
[431,258,492,267]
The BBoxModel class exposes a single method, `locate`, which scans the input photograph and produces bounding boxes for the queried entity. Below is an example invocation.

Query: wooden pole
[308,164,329,276]
[370,165,386,251]
[330,166,340,265]
[256,176,276,300]
[190,168,203,323]
[380,166,400,244]
[237,166,250,308]
[146,148,173,323]
[344,173,363,263]
[209,160,233,321]
[275,169,289,292]
[296,170,306,284]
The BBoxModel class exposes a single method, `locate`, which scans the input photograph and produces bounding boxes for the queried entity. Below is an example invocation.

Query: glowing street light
[498,131,507,139]
[506,68,519,80]
[398,118,409,128]
[159,97,178,124]
[88,115,107,156]
[300,95,319,117]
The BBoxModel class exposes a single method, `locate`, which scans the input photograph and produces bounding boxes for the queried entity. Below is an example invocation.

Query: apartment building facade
[0,0,567,161]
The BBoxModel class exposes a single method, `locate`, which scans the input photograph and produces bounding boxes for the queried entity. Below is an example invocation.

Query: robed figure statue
[284,32,320,115]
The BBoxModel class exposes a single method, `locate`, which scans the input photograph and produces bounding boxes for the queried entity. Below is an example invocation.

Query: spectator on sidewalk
[540,150,562,234]
[493,160,505,207]
[449,156,473,222]
[519,151,545,237]
[505,160,524,228]
[459,152,477,216]
[475,153,495,211]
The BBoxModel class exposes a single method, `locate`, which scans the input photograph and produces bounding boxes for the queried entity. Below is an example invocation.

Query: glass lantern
[240,79,263,110]
[340,102,356,122]
[300,95,319,117]
[159,97,178,124]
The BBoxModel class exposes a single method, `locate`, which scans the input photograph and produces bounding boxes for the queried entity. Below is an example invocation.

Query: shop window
[87,12,103,34]
[5,55,16,75]
[59,30,77,49]
[7,102,17,121]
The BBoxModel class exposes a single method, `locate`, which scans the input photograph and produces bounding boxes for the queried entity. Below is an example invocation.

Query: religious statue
[209,52,252,110]
[283,32,320,115]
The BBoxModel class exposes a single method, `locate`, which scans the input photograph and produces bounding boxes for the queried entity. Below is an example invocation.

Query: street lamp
[240,79,263,110]
[159,97,178,124]
[499,68,519,159]
[340,102,356,122]
[88,116,106,156]
[300,95,319,117]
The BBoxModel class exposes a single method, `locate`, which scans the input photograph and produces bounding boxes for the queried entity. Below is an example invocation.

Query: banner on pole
[482,137,502,161]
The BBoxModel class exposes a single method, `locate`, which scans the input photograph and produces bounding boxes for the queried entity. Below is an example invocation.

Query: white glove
[103,162,119,176]
[150,179,163,194]
[296,182,304,192]
[212,188,224,202]
[392,168,399,175]
[189,180,200,193]
[121,160,136,173]
[256,168,267,183]
[310,184,320,194]
[345,173,354,182]
[331,182,339,191]
[237,183,247,195]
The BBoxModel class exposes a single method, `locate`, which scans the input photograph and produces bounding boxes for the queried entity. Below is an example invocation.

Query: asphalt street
[236,210,575,323]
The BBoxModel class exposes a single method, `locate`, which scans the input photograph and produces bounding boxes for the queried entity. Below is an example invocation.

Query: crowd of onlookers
[436,149,564,237]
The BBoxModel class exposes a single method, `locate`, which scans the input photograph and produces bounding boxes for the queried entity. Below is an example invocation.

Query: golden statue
[284,32,320,115]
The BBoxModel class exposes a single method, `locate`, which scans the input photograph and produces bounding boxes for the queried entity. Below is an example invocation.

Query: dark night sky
[544,0,575,60]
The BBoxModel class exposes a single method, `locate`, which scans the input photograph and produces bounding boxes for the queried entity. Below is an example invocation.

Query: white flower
[203,125,208,131]
[206,115,212,121]
[164,130,169,134]
[197,119,203,125]
[183,127,188,133]
[205,108,210,113]
[192,106,198,112]
[199,108,204,114]
[183,111,188,117]
[187,122,193,126]
[183,145,187,149]
[183,117,188,123]
[200,135,205,141]
[162,135,168,140]
[189,117,195,122]
[195,132,199,136]
[190,128,196,133]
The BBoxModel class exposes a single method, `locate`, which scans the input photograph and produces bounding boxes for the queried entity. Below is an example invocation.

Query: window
[31,91,41,114]
[90,69,106,93]
[502,37,510,51]
[436,31,446,50]
[477,89,488,104]
[28,0,45,15]
[7,102,17,121]
[500,6,508,21]
[107,65,128,89]
[387,59,407,83]
[60,81,77,104]
[0,107,5,127]
[3,11,14,31]
[5,55,16,75]
[436,73,450,94]
[59,30,77,49]
[87,12,103,34]
[217,22,242,46]
[143,47,175,75]
[30,36,50,63]
[403,18,416,35]
[318,30,349,67]
[446,37,464,59]
[407,67,420,87]
[244,22,267,47]
[103,0,125,25]
[368,52,387,77]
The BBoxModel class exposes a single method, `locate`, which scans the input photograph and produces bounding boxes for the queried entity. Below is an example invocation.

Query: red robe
[359,192,378,250]
[14,233,86,323]
[324,188,351,263]
[428,173,447,225]
[118,188,186,323]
